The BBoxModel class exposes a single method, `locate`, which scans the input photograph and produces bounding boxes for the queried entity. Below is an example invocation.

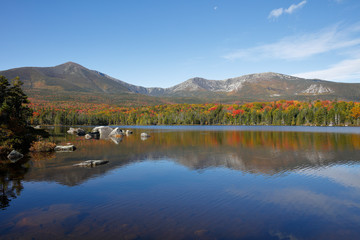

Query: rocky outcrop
[109,127,124,137]
[91,126,113,139]
[54,145,76,152]
[67,127,86,136]
[73,160,109,167]
[7,150,23,162]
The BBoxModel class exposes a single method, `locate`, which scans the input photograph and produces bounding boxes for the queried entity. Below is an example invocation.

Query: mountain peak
[57,61,85,69]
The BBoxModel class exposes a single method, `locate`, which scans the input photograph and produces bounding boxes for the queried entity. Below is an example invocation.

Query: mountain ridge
[1,62,360,103]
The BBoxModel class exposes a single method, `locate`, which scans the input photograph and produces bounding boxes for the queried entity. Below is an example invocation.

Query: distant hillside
[142,73,360,102]
[0,62,166,105]
[0,62,130,93]
[1,62,360,103]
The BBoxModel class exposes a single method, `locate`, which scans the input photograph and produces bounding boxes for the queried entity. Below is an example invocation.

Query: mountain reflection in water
[23,129,360,185]
[0,126,360,239]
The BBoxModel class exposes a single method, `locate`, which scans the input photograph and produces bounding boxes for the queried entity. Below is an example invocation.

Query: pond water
[1,126,360,239]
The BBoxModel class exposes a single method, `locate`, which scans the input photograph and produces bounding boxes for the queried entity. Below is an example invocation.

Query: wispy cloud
[294,58,360,82]
[268,1,307,19]
[223,24,360,61]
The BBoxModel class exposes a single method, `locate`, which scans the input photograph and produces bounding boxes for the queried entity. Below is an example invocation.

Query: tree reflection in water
[0,162,28,210]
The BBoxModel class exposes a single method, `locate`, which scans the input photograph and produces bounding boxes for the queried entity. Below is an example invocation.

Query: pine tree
[0,76,34,155]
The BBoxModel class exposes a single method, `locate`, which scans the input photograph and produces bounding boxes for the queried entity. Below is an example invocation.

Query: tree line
[29,99,360,126]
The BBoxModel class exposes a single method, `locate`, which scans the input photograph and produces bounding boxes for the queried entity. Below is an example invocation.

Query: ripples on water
[1,126,360,239]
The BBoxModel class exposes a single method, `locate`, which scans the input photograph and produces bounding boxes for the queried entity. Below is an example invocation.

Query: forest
[29,99,360,126]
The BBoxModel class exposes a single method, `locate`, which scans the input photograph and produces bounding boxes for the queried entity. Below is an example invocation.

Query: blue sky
[1,0,360,87]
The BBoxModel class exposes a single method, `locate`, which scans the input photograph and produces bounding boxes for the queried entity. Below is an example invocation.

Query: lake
[1,126,360,239]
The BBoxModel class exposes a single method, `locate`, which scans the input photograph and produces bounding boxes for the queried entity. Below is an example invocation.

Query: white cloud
[268,1,307,19]
[268,8,283,19]
[223,24,360,61]
[297,165,360,189]
[294,58,360,82]
[285,1,307,14]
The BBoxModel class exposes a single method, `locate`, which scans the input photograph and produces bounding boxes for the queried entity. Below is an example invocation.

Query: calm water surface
[1,126,360,239]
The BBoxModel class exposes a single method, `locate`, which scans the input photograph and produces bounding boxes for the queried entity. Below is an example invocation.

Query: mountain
[143,72,360,102]
[1,62,360,103]
[0,62,131,93]
[0,62,168,105]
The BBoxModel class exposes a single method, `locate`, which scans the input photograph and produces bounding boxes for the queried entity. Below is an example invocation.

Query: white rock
[85,134,92,140]
[91,126,113,139]
[109,127,124,137]
[110,136,123,144]
[140,132,150,138]
[55,145,76,152]
[73,160,109,167]
[7,150,23,162]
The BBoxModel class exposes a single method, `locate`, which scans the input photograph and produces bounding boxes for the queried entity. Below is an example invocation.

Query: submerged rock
[7,150,24,162]
[140,133,151,141]
[54,145,76,152]
[73,160,109,167]
[140,133,150,138]
[85,134,92,140]
[125,130,133,135]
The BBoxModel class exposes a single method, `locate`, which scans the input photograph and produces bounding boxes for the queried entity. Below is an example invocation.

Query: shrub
[29,141,56,152]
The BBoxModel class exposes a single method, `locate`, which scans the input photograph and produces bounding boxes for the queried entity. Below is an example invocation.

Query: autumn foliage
[28,99,360,126]
[29,141,56,152]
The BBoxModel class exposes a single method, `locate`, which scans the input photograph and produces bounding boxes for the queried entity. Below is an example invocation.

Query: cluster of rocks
[67,126,135,142]
[67,126,151,142]
[6,127,151,167]
[62,126,149,168]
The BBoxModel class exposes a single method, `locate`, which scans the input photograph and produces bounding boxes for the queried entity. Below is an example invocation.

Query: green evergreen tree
[0,76,35,155]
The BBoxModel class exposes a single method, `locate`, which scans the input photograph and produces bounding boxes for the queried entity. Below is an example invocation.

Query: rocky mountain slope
[1,62,360,102]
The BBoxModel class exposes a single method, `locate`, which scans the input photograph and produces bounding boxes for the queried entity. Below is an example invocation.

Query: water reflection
[0,163,28,210]
[17,129,360,186]
[0,127,360,239]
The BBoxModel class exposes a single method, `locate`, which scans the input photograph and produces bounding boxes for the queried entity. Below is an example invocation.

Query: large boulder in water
[7,150,23,162]
[91,126,113,139]
[109,127,124,138]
